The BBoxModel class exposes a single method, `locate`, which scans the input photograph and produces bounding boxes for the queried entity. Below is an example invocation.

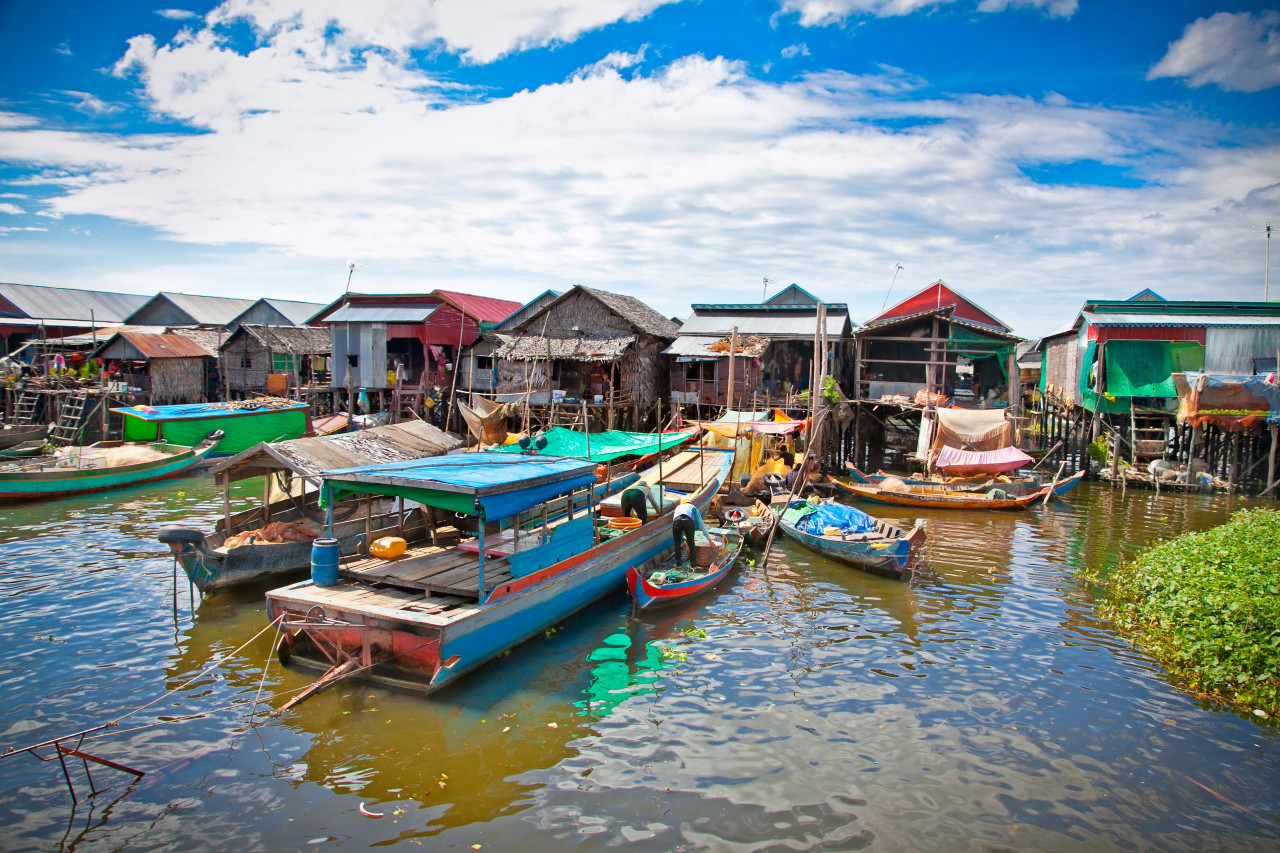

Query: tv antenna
[1266,223,1273,301]
[880,263,904,312]
[344,259,363,294]
[762,277,774,301]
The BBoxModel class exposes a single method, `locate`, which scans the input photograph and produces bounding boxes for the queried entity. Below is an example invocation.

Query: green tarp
[1105,340,1178,398]
[120,407,310,456]
[490,426,698,462]
[945,325,1016,379]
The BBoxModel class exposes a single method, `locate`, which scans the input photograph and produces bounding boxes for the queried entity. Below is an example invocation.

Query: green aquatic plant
[1095,508,1280,720]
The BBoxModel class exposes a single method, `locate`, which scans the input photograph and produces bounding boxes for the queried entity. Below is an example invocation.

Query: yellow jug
[370,536,407,559]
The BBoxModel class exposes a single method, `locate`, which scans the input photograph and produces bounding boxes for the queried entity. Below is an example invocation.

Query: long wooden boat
[0,440,49,460]
[0,424,47,451]
[843,461,1084,498]
[112,399,311,458]
[829,477,1050,510]
[0,434,219,502]
[264,447,736,697]
[627,503,775,610]
[777,499,925,579]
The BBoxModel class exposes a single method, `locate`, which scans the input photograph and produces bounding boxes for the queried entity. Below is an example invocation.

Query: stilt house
[91,331,216,404]
[219,325,332,397]
[665,284,852,408]
[854,281,1021,405]
[491,286,680,407]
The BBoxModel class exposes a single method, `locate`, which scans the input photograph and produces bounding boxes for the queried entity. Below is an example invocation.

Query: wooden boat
[0,434,220,502]
[264,447,736,697]
[0,424,47,451]
[843,461,1084,498]
[111,399,311,458]
[777,498,925,578]
[829,477,1051,510]
[627,502,775,610]
[0,440,49,460]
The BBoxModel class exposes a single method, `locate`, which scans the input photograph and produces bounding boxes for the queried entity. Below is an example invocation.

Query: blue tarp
[110,401,309,420]
[323,453,598,519]
[788,500,876,535]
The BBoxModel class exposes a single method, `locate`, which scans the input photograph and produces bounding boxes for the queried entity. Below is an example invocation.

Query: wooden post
[1266,424,1278,496]
[222,476,232,534]
[262,473,272,522]
[726,326,738,414]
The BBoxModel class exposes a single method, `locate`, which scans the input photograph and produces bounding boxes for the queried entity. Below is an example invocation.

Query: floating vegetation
[1092,509,1280,720]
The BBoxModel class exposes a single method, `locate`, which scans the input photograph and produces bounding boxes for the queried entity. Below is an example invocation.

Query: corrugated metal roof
[432,290,523,323]
[1082,311,1280,327]
[152,292,257,325]
[0,282,149,322]
[259,298,327,325]
[98,332,215,359]
[210,420,462,484]
[679,310,848,338]
[325,305,439,323]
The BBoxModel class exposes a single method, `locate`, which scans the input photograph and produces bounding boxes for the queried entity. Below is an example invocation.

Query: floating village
[0,278,1278,846]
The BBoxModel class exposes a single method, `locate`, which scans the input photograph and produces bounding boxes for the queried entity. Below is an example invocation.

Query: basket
[608,517,642,531]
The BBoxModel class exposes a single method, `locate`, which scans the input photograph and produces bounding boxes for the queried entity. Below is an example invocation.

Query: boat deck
[271,578,479,625]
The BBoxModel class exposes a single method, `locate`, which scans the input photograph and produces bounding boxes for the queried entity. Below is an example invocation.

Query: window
[476,356,493,369]
[272,353,297,372]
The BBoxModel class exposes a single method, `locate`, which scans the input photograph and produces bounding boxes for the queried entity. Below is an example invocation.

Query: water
[0,475,1276,852]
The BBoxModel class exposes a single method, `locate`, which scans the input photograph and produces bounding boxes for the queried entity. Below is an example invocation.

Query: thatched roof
[493,334,637,362]
[168,326,226,353]
[577,286,680,339]
[234,324,332,354]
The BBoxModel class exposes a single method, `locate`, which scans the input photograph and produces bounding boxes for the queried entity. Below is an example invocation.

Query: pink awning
[935,445,1034,474]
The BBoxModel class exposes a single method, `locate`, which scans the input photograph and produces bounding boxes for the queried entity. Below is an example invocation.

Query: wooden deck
[340,533,514,599]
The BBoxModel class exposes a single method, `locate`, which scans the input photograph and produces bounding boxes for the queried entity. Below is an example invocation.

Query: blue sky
[1,0,1277,336]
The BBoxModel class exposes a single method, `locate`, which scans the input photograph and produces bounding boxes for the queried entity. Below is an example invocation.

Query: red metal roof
[118,332,214,358]
[867,280,1009,332]
[431,290,522,323]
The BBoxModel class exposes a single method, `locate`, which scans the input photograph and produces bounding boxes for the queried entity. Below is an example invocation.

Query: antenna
[762,277,774,302]
[1266,222,1273,301]
[880,263,904,312]
[344,259,363,294]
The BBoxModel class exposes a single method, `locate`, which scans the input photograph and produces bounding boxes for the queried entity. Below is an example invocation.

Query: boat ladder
[49,390,90,445]
[12,391,39,425]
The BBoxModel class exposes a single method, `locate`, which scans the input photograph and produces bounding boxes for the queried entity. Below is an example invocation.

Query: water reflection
[0,475,1276,852]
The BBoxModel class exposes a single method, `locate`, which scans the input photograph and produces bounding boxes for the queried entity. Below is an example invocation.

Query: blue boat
[777,499,925,579]
[265,447,735,697]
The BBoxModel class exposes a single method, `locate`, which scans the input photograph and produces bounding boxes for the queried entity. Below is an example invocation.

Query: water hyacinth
[1096,508,1280,719]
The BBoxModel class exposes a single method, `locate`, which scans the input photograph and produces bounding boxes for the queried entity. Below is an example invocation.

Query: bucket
[311,538,340,587]
[608,517,642,531]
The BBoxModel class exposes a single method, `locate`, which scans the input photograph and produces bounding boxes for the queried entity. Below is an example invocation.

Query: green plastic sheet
[490,426,698,462]
[945,325,1015,379]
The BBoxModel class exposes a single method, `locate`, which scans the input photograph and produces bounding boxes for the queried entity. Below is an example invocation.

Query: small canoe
[842,461,1084,498]
[777,499,925,578]
[829,477,1049,510]
[0,424,47,451]
[628,509,764,610]
[0,433,220,502]
[0,440,49,460]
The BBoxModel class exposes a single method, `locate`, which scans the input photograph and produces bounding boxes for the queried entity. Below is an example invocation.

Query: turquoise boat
[264,446,735,696]
[777,499,925,579]
[111,400,311,457]
[0,435,219,502]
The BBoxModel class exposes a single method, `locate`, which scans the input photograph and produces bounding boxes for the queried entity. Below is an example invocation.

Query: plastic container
[608,517,643,531]
[370,536,407,559]
[311,538,340,587]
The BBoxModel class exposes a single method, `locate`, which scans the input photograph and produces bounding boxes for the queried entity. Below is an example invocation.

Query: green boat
[0,434,220,502]
[111,400,311,457]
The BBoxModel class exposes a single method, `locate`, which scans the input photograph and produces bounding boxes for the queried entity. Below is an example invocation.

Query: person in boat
[620,483,660,524]
[742,450,793,496]
[672,497,711,568]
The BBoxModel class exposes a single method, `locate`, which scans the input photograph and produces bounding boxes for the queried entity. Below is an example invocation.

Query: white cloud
[54,41,73,56]
[60,91,121,116]
[781,0,1075,25]
[157,8,201,20]
[1149,11,1280,93]
[781,43,811,58]
[206,0,686,64]
[0,203,25,215]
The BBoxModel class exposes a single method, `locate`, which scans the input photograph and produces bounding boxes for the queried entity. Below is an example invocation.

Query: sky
[0,1,1277,337]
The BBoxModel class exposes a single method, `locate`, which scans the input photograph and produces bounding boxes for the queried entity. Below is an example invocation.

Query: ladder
[12,391,39,425]
[1130,409,1171,461]
[49,391,90,445]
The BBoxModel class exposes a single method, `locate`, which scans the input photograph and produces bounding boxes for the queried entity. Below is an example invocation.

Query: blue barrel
[311,538,340,587]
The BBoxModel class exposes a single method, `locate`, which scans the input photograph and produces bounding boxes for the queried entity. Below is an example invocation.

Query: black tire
[158,526,205,545]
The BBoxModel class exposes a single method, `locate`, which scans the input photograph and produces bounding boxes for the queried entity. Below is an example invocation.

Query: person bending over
[620,483,660,524]
[671,497,711,568]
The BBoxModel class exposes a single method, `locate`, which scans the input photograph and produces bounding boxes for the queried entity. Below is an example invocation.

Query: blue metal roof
[325,304,439,323]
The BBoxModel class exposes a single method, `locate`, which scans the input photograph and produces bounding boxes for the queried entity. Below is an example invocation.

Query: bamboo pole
[726,326,737,413]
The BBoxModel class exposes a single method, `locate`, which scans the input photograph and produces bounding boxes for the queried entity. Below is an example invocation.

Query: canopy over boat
[935,445,1034,475]
[696,409,770,438]
[490,426,698,462]
[321,452,598,519]
[112,399,310,455]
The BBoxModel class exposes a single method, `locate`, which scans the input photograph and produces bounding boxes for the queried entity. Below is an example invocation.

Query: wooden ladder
[391,380,424,424]
[49,390,89,445]
[12,391,39,425]
[1130,411,1171,461]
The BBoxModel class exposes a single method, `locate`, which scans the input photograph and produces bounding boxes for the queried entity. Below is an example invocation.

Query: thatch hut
[220,324,332,397]
[491,286,680,408]
[92,331,215,404]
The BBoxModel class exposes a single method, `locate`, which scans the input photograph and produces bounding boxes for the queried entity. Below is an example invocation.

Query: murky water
[0,474,1276,852]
